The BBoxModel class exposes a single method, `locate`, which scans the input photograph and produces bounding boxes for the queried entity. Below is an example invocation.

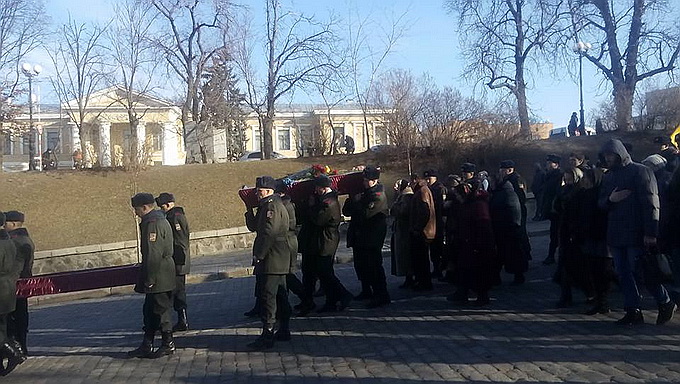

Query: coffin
[238,171,365,209]
[16,264,140,298]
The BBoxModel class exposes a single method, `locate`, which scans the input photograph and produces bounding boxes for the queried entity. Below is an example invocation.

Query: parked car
[239,151,289,161]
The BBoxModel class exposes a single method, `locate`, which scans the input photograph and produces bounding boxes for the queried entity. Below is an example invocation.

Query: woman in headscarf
[390,179,415,288]
[409,180,436,291]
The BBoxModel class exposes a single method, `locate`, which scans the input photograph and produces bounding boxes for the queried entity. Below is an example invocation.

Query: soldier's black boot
[150,332,176,358]
[10,339,26,359]
[615,308,644,325]
[0,341,26,376]
[248,327,275,350]
[126,331,154,359]
[172,309,189,332]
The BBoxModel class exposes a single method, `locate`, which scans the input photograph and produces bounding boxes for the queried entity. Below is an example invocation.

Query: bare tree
[447,0,565,135]
[232,0,338,159]
[47,16,109,168]
[151,0,232,163]
[346,5,409,150]
[569,0,680,131]
[108,0,159,167]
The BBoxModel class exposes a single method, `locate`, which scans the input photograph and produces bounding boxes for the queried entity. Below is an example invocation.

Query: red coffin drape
[16,264,140,298]
[238,172,365,209]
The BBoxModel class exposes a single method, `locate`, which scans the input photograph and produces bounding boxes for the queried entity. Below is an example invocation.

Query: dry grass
[1,129,665,251]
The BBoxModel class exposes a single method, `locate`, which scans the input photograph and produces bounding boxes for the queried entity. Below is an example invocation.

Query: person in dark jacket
[155,193,191,333]
[410,180,436,291]
[642,154,672,255]
[599,139,676,325]
[343,166,391,308]
[654,136,679,173]
[298,175,352,313]
[531,163,546,221]
[567,112,578,137]
[502,161,532,263]
[424,169,447,279]
[490,160,529,284]
[447,182,496,306]
[245,176,292,349]
[390,179,414,288]
[127,193,177,359]
[541,154,563,265]
[0,212,24,374]
[4,211,34,357]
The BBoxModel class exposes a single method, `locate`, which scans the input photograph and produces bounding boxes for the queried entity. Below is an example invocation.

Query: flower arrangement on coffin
[238,164,362,209]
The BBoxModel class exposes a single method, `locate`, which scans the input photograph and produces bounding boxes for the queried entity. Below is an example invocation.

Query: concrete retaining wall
[33,226,256,275]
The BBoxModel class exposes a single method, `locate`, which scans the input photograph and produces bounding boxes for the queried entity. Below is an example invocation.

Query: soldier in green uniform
[4,211,34,358]
[0,212,25,374]
[342,166,391,308]
[127,193,177,359]
[155,193,191,332]
[244,176,292,349]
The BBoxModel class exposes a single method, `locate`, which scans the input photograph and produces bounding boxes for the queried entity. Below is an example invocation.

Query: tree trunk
[613,82,634,131]
[516,84,531,136]
[263,111,274,159]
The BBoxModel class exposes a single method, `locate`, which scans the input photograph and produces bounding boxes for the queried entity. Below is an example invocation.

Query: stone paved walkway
[8,233,680,383]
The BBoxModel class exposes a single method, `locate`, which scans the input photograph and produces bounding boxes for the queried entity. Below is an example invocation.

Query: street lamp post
[573,41,591,136]
[21,62,42,171]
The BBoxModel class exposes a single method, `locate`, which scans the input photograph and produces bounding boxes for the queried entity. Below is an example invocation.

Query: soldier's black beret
[423,169,438,178]
[546,154,561,163]
[499,160,515,169]
[155,193,175,206]
[4,211,25,222]
[131,193,155,207]
[461,163,476,172]
[0,212,5,227]
[363,166,381,180]
[256,176,277,190]
[314,175,332,188]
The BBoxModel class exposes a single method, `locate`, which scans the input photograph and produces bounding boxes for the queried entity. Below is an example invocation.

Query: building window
[277,127,291,151]
[252,127,261,151]
[4,135,13,155]
[153,131,162,152]
[46,129,61,153]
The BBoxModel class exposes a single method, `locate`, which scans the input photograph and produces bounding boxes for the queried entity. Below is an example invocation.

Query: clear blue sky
[38,0,613,128]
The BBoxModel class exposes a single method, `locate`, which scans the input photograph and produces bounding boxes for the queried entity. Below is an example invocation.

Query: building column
[136,120,146,163]
[162,121,182,165]
[68,121,80,154]
[98,120,111,167]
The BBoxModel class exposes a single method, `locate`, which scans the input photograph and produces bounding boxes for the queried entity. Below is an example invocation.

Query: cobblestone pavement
[8,235,680,383]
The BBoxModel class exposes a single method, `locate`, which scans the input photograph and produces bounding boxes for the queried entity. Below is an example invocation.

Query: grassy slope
[1,129,665,251]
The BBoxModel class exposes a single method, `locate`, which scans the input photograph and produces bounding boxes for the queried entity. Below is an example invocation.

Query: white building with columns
[2,86,185,171]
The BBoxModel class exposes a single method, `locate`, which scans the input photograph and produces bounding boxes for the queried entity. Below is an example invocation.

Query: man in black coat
[298,175,352,313]
[4,211,34,357]
[541,154,563,265]
[343,166,391,308]
[0,212,24,375]
[155,193,191,332]
[127,193,177,359]
[424,169,447,279]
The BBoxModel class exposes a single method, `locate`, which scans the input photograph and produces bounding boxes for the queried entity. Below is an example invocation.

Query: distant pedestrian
[541,154,563,265]
[531,163,546,221]
[344,135,355,155]
[127,193,177,358]
[4,211,34,358]
[390,179,414,288]
[155,193,191,333]
[568,112,578,137]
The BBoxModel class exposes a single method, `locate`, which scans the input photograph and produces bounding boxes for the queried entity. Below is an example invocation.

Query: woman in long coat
[409,180,436,291]
[390,179,414,287]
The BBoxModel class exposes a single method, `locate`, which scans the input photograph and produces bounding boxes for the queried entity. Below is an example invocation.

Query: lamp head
[21,62,31,72]
[33,64,42,74]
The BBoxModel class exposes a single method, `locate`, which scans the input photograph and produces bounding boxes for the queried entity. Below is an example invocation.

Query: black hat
[131,193,155,207]
[0,212,4,227]
[155,192,175,206]
[499,160,515,169]
[423,169,438,178]
[256,176,277,190]
[274,179,288,194]
[461,162,476,173]
[546,154,561,164]
[314,175,332,188]
[654,136,672,145]
[4,211,25,222]
[363,166,381,180]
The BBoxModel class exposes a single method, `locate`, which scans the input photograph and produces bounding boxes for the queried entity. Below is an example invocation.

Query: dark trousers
[8,298,28,346]
[353,246,388,296]
[0,313,7,344]
[429,236,444,273]
[315,256,351,304]
[411,236,432,287]
[143,292,173,334]
[259,274,291,330]
[548,218,559,260]
[173,275,187,311]
[286,273,306,302]
[301,254,318,306]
